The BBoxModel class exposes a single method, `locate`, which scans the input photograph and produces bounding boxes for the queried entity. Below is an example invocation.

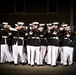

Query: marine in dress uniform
[59,24,69,65]
[39,23,47,65]
[30,22,40,66]
[58,24,66,65]
[60,24,73,66]
[67,26,74,65]
[0,22,13,64]
[52,22,59,66]
[45,23,53,65]
[26,23,33,65]
[46,22,59,66]
[11,22,25,65]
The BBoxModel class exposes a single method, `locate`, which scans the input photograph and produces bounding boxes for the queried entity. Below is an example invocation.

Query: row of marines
[0,21,76,66]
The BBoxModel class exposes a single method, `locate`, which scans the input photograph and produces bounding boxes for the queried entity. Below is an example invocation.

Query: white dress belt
[64,38,68,39]
[31,37,40,39]
[41,38,46,40]
[13,37,24,40]
[2,36,8,39]
[50,37,59,39]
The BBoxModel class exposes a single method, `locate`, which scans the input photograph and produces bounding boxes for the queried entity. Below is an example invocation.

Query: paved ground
[0,62,76,75]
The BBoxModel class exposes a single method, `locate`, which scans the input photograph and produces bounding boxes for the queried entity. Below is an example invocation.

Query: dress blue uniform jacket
[47,29,59,46]
[12,29,25,45]
[0,29,9,44]
[39,30,47,46]
[30,29,40,46]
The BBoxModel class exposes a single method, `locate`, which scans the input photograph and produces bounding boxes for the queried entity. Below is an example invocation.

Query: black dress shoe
[63,65,68,66]
[51,65,58,67]
[37,65,40,66]
[5,61,8,64]
[34,63,37,65]
[60,63,63,65]
[14,64,18,66]
[22,63,26,66]
[39,64,44,66]
[47,64,51,66]
[31,65,34,67]
[8,61,14,64]
[56,63,59,65]
[0,63,4,64]
[28,64,30,66]
[44,62,47,65]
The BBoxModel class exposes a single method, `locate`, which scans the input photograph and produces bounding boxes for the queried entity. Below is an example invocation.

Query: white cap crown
[53,22,59,25]
[47,23,52,26]
[32,22,39,25]
[17,22,24,25]
[2,22,8,25]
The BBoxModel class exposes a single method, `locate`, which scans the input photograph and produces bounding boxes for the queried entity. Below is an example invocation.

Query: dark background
[0,0,74,25]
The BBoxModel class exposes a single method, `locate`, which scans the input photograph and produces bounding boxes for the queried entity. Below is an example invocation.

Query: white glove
[29,31,33,35]
[67,34,70,37]
[53,31,57,34]
[25,33,28,36]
